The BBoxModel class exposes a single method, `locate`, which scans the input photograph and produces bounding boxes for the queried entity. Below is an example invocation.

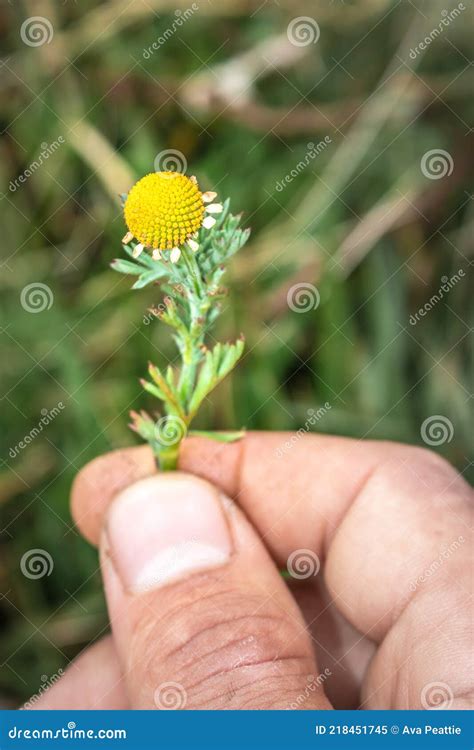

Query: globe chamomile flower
[112,169,250,470]
[122,171,224,264]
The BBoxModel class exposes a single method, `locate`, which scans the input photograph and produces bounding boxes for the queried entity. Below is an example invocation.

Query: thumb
[100,472,331,710]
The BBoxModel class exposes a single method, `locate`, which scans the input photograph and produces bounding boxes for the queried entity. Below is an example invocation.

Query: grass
[0,0,472,704]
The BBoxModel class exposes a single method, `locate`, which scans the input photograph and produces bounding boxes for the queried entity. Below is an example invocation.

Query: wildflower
[123,172,223,263]
[113,170,249,470]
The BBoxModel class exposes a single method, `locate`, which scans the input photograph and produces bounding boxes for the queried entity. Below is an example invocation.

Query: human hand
[32,434,473,710]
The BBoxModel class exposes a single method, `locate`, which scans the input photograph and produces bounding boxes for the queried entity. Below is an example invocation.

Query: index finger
[71,432,471,639]
[71,431,379,552]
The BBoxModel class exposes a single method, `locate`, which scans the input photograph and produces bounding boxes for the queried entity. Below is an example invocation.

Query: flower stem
[122,201,249,471]
[156,443,180,471]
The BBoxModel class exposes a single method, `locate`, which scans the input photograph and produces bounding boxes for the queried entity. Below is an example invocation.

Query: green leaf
[188,430,246,443]
[165,366,175,389]
[123,244,155,267]
[218,340,243,377]
[141,380,165,400]
[148,363,184,418]
[131,269,167,289]
[129,410,158,446]
[111,258,143,275]
[188,338,244,416]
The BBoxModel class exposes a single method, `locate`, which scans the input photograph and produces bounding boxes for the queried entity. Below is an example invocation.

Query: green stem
[177,248,209,403]
[181,244,203,297]
[156,442,181,471]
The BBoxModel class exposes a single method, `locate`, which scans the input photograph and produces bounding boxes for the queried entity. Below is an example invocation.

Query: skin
[31,433,473,710]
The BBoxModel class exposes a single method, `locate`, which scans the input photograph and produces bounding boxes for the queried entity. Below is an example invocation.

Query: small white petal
[122,231,134,244]
[170,247,181,263]
[205,203,223,214]
[152,249,161,260]
[190,175,198,184]
[187,238,199,252]
[132,242,144,258]
[202,216,217,229]
[202,191,217,203]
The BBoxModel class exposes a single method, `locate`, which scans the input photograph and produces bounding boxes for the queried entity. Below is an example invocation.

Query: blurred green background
[0,0,472,704]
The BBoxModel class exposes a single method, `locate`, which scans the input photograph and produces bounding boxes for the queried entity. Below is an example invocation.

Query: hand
[32,434,472,710]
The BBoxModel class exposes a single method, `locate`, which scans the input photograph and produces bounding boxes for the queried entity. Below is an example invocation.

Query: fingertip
[101,472,234,595]
[178,434,244,496]
[71,446,155,545]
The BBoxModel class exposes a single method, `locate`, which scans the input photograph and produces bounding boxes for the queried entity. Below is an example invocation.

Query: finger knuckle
[134,589,316,709]
[369,444,468,505]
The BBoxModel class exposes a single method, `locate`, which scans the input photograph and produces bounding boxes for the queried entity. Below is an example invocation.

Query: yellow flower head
[124,172,205,251]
